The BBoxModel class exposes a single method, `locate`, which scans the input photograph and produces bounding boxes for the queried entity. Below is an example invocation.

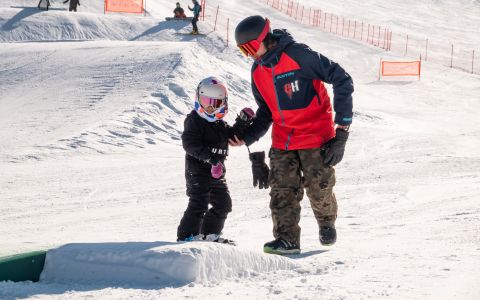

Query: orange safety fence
[105,0,144,14]
[380,60,421,79]
[260,0,478,75]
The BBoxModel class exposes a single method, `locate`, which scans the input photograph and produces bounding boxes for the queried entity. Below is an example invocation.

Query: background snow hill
[1,0,480,299]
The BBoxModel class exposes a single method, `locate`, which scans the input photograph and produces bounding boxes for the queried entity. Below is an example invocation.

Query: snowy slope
[1,0,480,299]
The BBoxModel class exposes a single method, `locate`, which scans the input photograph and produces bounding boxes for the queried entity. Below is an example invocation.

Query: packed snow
[1,0,479,299]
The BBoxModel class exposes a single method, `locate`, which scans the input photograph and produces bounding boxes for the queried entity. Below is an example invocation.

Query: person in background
[63,0,80,12]
[37,0,51,10]
[232,16,354,255]
[173,2,187,19]
[188,0,202,35]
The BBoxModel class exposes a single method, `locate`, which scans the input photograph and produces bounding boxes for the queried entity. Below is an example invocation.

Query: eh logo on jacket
[283,80,300,99]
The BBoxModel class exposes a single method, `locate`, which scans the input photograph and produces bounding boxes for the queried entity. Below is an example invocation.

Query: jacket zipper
[285,129,294,150]
[271,63,285,126]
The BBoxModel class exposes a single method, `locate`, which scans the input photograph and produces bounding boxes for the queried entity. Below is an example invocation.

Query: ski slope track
[1,0,480,299]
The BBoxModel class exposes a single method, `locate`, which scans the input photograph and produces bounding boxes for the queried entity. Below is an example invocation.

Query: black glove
[231,107,255,140]
[249,151,270,189]
[324,128,349,166]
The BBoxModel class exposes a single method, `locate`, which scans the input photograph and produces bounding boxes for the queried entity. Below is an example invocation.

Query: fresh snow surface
[40,242,301,286]
[1,0,480,299]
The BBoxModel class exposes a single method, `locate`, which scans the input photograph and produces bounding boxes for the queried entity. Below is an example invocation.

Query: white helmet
[194,76,228,122]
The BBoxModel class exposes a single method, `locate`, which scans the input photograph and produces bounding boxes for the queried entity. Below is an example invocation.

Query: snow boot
[319,226,336,246]
[177,234,204,242]
[263,238,300,255]
[204,234,236,246]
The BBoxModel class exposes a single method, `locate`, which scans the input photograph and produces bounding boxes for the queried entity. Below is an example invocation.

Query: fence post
[295,2,299,20]
[425,38,428,61]
[405,34,409,55]
[360,22,363,41]
[213,5,219,31]
[450,44,453,68]
[389,30,392,51]
[227,18,229,47]
[382,28,386,49]
[353,20,356,39]
[308,8,311,25]
[378,57,382,81]
[341,17,344,36]
[329,14,333,32]
[301,6,304,23]
[347,20,351,38]
[336,15,339,34]
[201,0,206,21]
[377,26,381,47]
[367,24,370,43]
[472,50,475,74]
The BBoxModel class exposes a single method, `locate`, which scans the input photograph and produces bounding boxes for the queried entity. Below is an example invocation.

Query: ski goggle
[237,18,270,57]
[199,95,225,109]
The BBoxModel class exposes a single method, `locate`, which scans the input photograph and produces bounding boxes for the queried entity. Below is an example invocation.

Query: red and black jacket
[243,30,354,150]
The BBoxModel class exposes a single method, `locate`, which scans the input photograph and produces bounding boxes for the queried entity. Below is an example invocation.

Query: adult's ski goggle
[199,95,225,109]
[237,18,271,57]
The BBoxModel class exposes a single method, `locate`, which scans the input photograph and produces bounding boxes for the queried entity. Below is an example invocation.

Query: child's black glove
[323,128,349,166]
[249,151,269,189]
[231,107,255,140]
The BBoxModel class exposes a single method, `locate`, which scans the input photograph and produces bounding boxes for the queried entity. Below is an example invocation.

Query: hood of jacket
[255,29,295,66]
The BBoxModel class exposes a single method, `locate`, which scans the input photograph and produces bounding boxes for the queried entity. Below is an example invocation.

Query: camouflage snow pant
[269,147,337,246]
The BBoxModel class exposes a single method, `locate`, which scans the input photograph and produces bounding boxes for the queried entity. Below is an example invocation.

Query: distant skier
[231,16,354,255]
[188,0,201,35]
[63,0,80,12]
[37,0,50,10]
[173,2,187,19]
[177,76,254,245]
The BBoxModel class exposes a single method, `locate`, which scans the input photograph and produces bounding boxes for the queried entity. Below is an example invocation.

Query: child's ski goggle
[199,95,225,109]
[237,18,270,57]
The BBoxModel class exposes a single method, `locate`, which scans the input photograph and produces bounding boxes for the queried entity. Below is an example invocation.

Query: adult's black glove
[324,128,349,167]
[231,107,255,140]
[249,151,270,189]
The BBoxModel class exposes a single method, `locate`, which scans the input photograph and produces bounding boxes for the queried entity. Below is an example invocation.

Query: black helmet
[235,15,270,46]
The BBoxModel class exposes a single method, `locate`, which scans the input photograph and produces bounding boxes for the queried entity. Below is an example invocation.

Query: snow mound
[40,242,302,286]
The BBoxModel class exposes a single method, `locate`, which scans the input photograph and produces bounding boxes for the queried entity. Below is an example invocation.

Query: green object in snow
[0,251,47,282]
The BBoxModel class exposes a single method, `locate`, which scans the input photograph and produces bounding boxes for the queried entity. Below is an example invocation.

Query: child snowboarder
[177,76,254,245]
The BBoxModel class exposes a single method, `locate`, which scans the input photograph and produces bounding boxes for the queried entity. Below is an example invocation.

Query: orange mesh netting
[381,60,421,77]
[105,0,144,14]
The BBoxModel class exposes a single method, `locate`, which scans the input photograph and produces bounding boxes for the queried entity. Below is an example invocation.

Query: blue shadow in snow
[2,7,43,31]
[130,20,190,41]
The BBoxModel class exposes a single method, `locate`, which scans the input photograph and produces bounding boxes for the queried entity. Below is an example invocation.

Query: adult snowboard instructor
[231,16,354,255]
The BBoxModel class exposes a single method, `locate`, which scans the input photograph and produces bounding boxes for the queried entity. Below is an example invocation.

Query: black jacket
[182,111,232,170]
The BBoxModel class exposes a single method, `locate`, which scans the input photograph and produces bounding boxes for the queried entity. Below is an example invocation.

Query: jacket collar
[255,29,295,66]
